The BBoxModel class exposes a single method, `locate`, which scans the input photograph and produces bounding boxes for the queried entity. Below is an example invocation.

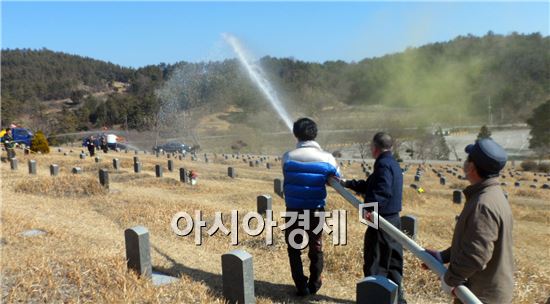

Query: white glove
[440,275,456,296]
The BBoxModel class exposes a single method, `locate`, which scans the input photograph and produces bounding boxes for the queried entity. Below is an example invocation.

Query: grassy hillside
[1,148,548,303]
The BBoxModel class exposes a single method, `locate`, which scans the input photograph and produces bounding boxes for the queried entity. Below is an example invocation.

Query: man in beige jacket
[425,138,514,303]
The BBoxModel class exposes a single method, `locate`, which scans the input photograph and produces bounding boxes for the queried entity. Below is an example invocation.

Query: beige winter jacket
[440,177,514,304]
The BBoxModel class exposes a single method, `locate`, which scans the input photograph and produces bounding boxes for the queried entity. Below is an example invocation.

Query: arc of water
[222,33,294,132]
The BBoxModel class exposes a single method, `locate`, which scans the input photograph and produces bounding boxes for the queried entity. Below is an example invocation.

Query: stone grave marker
[257,195,272,215]
[28,160,37,175]
[222,250,255,304]
[357,275,398,304]
[50,164,59,176]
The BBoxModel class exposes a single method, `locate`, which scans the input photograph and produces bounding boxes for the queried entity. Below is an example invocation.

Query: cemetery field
[1,149,549,303]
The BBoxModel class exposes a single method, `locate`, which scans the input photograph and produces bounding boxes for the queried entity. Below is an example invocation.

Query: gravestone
[168,160,174,172]
[222,250,255,304]
[95,157,101,163]
[357,275,398,304]
[50,164,59,176]
[180,168,189,183]
[410,184,418,190]
[257,195,272,215]
[400,215,417,240]
[155,165,163,177]
[440,177,446,185]
[514,181,520,187]
[266,163,271,169]
[179,155,183,161]
[504,192,509,200]
[254,160,259,167]
[228,167,236,178]
[64,152,68,156]
[28,160,37,175]
[249,161,254,167]
[134,162,141,173]
[530,184,537,189]
[80,153,86,159]
[542,184,550,189]
[99,169,109,189]
[133,156,139,165]
[10,158,17,170]
[113,159,120,171]
[453,190,462,204]
[72,167,82,174]
[274,178,284,198]
[124,226,152,278]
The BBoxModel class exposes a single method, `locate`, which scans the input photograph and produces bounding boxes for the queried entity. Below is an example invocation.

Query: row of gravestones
[125,225,402,303]
[8,157,195,186]
[9,158,85,175]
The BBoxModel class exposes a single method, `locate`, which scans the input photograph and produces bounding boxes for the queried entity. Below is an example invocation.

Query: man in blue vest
[341,132,407,304]
[282,118,340,296]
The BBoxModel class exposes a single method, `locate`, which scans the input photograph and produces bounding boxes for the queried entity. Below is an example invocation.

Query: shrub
[31,130,50,154]
[520,160,537,172]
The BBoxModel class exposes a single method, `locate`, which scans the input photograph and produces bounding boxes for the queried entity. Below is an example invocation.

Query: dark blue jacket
[345,151,403,215]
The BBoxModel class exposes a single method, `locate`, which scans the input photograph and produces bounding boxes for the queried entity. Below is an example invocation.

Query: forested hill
[1,32,548,134]
[2,48,133,101]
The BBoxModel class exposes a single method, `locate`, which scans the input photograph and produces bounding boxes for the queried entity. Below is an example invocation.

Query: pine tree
[477,125,492,139]
[30,131,50,154]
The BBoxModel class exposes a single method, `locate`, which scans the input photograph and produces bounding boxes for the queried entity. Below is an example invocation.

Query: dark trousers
[284,208,324,291]
[6,148,15,160]
[364,213,406,303]
[88,146,95,157]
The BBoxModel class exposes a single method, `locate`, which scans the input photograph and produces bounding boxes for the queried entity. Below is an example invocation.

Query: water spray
[222,33,294,132]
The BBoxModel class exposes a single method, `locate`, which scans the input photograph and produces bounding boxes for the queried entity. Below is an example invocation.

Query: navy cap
[465,139,507,176]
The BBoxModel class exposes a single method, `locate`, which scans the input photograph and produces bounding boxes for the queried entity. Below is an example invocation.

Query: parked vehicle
[153,142,191,154]
[0,127,33,148]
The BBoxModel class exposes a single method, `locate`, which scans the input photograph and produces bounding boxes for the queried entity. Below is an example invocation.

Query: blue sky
[2,1,548,68]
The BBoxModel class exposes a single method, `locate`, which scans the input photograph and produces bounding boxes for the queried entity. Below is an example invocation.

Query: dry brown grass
[1,149,549,303]
[14,175,107,197]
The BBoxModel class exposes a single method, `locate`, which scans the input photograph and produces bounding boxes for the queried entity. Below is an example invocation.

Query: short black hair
[372,132,393,150]
[6,128,11,131]
[293,118,317,141]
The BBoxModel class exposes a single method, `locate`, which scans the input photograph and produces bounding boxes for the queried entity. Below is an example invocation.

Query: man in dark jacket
[85,136,96,157]
[425,139,514,304]
[282,118,340,296]
[341,132,406,304]
[2,128,16,160]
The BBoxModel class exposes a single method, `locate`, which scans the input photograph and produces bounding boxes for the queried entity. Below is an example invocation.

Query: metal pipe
[328,177,482,304]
